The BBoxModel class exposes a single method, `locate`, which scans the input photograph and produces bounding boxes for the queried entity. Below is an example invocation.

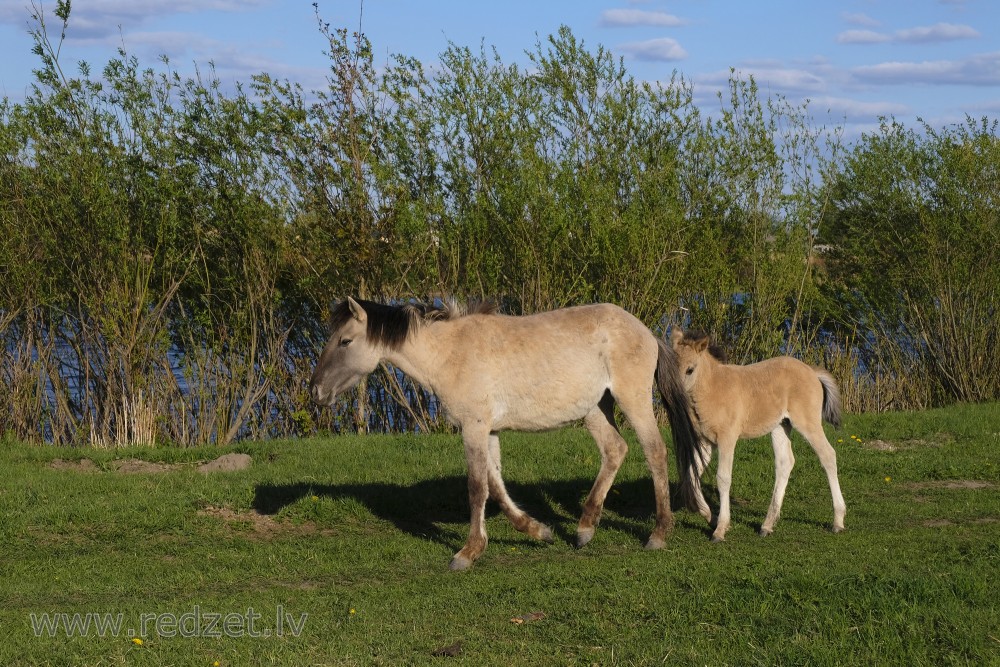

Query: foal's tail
[655,338,704,511]
[816,369,842,429]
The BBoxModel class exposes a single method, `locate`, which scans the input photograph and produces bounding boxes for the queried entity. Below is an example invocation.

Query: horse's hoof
[449,555,473,571]
[576,527,595,549]
[644,536,666,550]
[759,528,772,537]
[832,525,845,534]
[710,535,725,543]
[536,524,555,543]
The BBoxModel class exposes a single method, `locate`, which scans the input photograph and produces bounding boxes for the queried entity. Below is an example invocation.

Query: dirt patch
[863,433,957,452]
[110,458,183,474]
[198,505,279,534]
[863,439,898,452]
[48,458,99,472]
[922,517,998,528]
[47,453,253,474]
[906,480,997,491]
[197,504,330,538]
[197,452,252,473]
[861,440,899,452]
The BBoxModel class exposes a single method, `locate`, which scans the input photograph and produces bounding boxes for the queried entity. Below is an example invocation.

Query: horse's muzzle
[310,383,331,406]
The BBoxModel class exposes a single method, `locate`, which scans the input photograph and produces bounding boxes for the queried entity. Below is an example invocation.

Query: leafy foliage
[1,6,997,443]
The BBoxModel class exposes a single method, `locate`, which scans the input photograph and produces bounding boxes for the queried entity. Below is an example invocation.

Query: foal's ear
[670,328,684,347]
[346,297,367,324]
[693,336,710,353]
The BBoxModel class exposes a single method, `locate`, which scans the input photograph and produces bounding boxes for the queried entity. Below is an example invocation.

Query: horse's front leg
[691,438,714,524]
[711,436,737,542]
[450,424,491,571]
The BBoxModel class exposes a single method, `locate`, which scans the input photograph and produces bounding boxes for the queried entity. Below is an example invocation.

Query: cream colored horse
[310,298,702,570]
[671,329,846,542]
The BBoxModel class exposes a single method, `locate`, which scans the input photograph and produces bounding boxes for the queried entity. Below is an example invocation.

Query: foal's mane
[330,298,498,350]
[681,330,728,363]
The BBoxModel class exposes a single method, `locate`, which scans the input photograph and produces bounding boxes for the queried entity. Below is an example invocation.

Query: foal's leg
[486,434,554,543]
[760,423,795,537]
[450,424,492,571]
[711,435,738,542]
[798,421,847,533]
[616,393,674,550]
[577,395,629,548]
[691,438,714,524]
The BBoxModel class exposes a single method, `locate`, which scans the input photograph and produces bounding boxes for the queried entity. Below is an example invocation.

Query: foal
[671,329,847,541]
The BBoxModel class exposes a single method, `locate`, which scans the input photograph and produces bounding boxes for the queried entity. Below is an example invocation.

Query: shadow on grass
[253,475,699,550]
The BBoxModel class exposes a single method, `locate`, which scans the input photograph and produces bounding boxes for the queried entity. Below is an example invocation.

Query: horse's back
[754,355,827,411]
[433,303,655,430]
[712,356,826,437]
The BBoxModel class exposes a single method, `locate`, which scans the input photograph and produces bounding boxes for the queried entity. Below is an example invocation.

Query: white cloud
[698,66,827,96]
[838,22,979,47]
[809,95,909,120]
[600,9,686,28]
[618,37,687,61]
[837,30,890,44]
[842,13,881,28]
[852,52,1000,86]
[0,0,269,40]
[895,22,979,43]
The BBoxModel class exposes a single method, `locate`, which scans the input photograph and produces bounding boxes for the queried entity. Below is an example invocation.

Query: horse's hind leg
[486,434,553,543]
[616,393,674,550]
[798,421,847,533]
[760,423,795,537]
[577,394,629,548]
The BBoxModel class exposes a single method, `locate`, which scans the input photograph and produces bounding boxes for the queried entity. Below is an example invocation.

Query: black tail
[655,338,704,511]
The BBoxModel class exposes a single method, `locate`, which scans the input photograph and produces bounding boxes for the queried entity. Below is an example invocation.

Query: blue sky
[1,0,998,137]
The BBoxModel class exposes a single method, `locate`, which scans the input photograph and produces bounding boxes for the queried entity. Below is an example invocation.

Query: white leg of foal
[711,438,736,542]
[761,425,794,537]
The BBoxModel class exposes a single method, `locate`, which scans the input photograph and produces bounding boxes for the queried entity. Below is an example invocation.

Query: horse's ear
[670,329,684,347]
[347,297,367,324]
[693,336,710,353]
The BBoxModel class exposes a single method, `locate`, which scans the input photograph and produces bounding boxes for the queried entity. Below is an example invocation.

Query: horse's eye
[685,367,694,375]
[339,338,352,348]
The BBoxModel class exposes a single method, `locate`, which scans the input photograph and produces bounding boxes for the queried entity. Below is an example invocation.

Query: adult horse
[309,298,701,569]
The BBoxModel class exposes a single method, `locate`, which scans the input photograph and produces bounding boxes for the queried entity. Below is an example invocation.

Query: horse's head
[310,297,382,406]
[670,329,716,391]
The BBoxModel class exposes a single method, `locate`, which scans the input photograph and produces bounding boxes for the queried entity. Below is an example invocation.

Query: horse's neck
[697,356,727,391]
[381,325,442,392]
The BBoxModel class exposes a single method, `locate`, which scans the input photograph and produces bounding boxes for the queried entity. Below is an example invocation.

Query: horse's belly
[491,384,605,432]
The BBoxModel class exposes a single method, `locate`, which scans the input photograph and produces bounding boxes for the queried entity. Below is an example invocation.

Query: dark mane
[682,330,728,363]
[330,298,498,350]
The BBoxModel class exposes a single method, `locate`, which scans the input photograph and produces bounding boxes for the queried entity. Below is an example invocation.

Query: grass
[1,402,998,666]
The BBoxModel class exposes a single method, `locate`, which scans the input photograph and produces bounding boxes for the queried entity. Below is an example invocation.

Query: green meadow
[2,402,998,666]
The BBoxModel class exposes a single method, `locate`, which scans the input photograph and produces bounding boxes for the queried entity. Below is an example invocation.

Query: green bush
[1,4,997,443]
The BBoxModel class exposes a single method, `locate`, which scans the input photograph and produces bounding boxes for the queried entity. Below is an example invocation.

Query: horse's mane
[330,298,498,350]
[681,330,728,363]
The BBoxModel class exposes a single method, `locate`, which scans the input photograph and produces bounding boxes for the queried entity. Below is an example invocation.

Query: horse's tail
[816,368,842,429]
[655,337,704,511]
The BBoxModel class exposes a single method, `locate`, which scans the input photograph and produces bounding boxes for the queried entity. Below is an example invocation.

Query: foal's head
[670,329,727,391]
